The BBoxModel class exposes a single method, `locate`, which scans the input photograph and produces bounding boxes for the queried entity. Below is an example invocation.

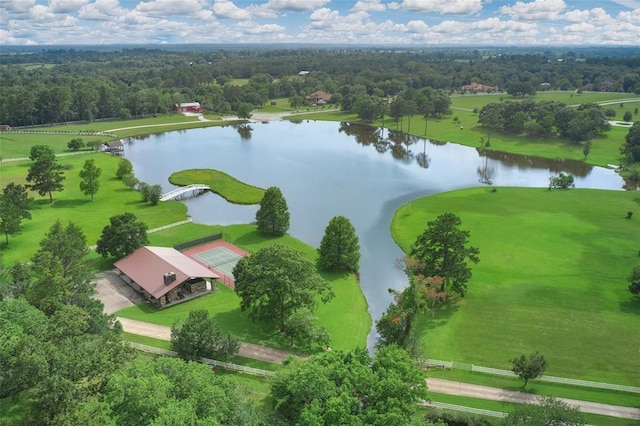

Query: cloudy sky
[1,0,640,46]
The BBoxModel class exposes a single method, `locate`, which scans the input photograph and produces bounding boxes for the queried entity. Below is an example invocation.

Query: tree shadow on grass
[619,298,640,314]
[414,299,460,333]
[50,198,90,208]
[232,228,281,247]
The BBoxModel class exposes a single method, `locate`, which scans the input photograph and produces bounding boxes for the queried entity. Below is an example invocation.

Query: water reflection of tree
[388,130,418,163]
[235,124,253,140]
[416,140,430,169]
[477,156,495,186]
[476,148,592,178]
[339,122,383,146]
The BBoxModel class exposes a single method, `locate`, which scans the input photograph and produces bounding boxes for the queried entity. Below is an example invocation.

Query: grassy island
[169,168,265,204]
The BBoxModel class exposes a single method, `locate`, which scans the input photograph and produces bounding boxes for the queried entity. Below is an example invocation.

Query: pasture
[391,187,640,386]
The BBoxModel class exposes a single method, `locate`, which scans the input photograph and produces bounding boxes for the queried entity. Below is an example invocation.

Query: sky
[1,0,640,46]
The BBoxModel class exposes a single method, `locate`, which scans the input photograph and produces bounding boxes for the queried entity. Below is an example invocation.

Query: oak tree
[233,244,333,330]
[96,212,148,259]
[171,309,239,361]
[510,351,547,388]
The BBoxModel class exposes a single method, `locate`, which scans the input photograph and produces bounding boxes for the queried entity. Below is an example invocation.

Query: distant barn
[174,102,202,113]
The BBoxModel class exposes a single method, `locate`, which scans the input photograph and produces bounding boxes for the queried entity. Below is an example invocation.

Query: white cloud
[0,0,35,13]
[500,0,566,20]
[563,9,589,22]
[236,21,285,34]
[618,8,640,23]
[213,0,251,20]
[352,0,387,12]
[563,22,595,33]
[263,0,329,12]
[405,19,429,33]
[401,0,482,15]
[135,0,206,16]
[79,0,125,20]
[49,0,89,14]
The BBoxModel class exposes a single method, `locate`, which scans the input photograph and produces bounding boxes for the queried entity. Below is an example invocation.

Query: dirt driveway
[94,270,143,314]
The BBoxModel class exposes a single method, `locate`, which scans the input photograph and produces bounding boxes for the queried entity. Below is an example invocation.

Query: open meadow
[391,187,640,386]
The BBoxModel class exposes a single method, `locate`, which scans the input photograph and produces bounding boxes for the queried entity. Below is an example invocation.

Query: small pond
[124,120,624,348]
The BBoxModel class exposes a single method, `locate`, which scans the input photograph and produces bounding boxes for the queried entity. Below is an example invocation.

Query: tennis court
[191,246,244,278]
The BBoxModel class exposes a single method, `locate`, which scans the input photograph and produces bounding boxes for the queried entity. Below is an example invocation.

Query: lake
[124,120,624,348]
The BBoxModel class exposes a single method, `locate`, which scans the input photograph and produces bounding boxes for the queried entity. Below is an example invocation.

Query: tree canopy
[503,396,585,426]
[233,244,333,331]
[0,182,32,245]
[271,345,427,425]
[26,150,65,204]
[622,121,640,162]
[78,158,101,201]
[317,215,361,273]
[409,212,480,297]
[171,309,240,361]
[255,186,290,237]
[96,212,148,259]
[510,351,548,387]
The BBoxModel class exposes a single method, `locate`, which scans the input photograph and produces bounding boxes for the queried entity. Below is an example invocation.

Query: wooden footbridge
[160,184,210,201]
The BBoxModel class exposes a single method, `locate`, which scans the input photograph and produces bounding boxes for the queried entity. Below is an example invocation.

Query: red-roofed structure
[115,246,219,308]
[460,82,498,93]
[174,102,202,113]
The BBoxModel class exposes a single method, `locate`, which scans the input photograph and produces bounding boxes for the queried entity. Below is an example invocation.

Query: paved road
[426,378,640,420]
[117,317,300,364]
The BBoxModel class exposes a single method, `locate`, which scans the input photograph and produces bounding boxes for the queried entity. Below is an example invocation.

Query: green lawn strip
[169,169,265,204]
[427,370,640,408]
[0,133,111,158]
[0,153,187,265]
[428,393,637,426]
[122,332,281,372]
[117,223,370,351]
[391,187,640,386]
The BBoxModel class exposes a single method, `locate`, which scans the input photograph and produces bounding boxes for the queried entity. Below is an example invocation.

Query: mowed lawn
[391,187,640,386]
[116,223,371,352]
[0,153,187,264]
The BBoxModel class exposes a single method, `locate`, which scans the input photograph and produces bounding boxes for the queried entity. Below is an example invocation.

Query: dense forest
[1,47,639,127]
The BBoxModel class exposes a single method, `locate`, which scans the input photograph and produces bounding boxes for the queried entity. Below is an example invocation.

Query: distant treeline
[1,47,639,127]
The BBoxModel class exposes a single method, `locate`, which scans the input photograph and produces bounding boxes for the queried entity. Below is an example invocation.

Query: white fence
[422,401,507,418]
[128,342,276,378]
[0,129,118,138]
[421,358,640,394]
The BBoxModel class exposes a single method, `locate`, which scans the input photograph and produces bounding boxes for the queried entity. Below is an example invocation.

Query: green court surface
[192,246,243,278]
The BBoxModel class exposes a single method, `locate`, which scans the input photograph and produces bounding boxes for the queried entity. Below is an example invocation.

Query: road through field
[427,378,640,420]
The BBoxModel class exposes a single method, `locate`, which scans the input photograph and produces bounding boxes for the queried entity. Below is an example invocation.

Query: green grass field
[0,153,187,264]
[169,169,265,204]
[391,187,640,386]
[116,222,371,352]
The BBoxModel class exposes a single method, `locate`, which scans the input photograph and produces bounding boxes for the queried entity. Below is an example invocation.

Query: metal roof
[114,246,218,299]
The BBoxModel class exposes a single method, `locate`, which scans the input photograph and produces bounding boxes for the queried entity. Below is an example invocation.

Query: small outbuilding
[102,140,124,155]
[115,246,219,308]
[174,102,202,113]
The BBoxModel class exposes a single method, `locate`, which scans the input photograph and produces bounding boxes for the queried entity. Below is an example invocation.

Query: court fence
[128,342,275,377]
[174,233,223,251]
[420,358,640,393]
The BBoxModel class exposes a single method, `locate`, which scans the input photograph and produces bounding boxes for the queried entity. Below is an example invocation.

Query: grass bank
[391,187,640,386]
[169,169,265,204]
[116,222,371,352]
